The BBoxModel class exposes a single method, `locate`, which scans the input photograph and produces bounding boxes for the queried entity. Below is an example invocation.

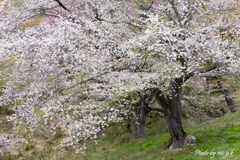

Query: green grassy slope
[62,110,240,160]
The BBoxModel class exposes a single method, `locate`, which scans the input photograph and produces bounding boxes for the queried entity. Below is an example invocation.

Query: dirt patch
[35,140,49,151]
[0,133,28,156]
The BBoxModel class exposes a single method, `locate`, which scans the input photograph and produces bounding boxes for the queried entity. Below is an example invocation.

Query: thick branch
[138,92,166,113]
[168,0,182,25]
[199,73,240,85]
[176,62,224,86]
[54,0,71,12]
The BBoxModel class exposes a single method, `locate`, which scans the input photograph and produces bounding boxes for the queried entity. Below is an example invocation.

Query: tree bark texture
[127,101,146,139]
[154,80,187,149]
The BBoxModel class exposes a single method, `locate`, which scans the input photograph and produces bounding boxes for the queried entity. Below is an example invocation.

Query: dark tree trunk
[154,80,187,149]
[127,109,140,139]
[148,63,224,149]
[216,80,236,113]
[139,96,146,137]
[164,99,186,149]
[127,99,146,139]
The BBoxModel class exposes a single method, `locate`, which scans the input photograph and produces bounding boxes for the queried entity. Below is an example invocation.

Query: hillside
[0,59,240,159]
[1,100,240,159]
[58,110,240,160]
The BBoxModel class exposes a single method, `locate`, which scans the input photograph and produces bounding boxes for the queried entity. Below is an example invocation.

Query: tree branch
[181,97,198,108]
[138,92,166,113]
[163,10,178,25]
[167,0,182,25]
[176,62,224,86]
[54,0,71,12]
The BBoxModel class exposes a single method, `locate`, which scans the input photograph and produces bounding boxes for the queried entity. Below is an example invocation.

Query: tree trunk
[164,100,186,149]
[139,97,146,137]
[127,103,146,139]
[216,80,236,113]
[154,80,187,149]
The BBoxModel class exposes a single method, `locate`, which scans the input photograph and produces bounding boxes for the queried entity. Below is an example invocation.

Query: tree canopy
[0,0,239,151]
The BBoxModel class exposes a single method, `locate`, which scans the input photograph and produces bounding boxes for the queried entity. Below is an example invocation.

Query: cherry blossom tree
[0,0,239,151]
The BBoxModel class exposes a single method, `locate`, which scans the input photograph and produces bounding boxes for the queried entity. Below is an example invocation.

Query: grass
[1,98,240,160]
[58,110,240,160]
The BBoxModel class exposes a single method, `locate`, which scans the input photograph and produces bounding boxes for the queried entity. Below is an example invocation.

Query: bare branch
[138,92,166,113]
[163,10,178,25]
[167,0,182,25]
[181,97,198,108]
[54,0,71,12]
[176,62,224,86]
